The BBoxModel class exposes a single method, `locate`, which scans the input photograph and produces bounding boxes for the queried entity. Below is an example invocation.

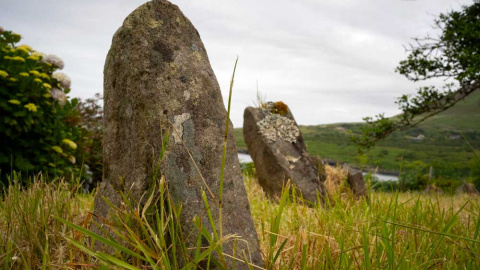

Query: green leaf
[53,216,148,261]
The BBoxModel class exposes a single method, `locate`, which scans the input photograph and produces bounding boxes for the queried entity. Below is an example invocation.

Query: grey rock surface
[94,1,262,267]
[345,167,368,198]
[243,105,327,205]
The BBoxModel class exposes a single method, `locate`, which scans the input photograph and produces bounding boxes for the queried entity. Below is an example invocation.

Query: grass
[247,174,480,269]
[1,167,480,269]
[0,173,94,269]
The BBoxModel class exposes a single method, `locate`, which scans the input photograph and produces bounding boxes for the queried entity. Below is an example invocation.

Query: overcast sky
[0,0,472,127]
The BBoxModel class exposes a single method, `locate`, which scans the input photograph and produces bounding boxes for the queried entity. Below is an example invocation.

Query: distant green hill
[417,90,480,131]
[234,90,480,180]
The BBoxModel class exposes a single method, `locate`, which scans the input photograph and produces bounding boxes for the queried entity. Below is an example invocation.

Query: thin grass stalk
[219,57,239,242]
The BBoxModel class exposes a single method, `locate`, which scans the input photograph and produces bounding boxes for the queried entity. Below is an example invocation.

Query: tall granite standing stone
[94,1,262,267]
[243,102,327,205]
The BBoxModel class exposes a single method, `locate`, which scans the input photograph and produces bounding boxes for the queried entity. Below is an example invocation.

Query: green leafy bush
[0,28,84,182]
[76,94,104,190]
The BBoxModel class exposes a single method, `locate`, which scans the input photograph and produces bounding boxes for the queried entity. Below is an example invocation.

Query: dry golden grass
[246,165,480,269]
[2,166,480,269]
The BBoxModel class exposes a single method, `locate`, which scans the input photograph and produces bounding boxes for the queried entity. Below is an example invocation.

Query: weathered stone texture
[243,104,327,205]
[346,167,368,198]
[94,1,262,267]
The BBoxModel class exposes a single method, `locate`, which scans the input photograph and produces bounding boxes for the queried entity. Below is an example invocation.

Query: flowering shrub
[0,28,85,182]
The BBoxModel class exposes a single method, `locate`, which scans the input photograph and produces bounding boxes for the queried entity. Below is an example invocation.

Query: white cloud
[0,0,472,126]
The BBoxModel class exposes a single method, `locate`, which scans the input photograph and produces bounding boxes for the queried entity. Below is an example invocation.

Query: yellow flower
[39,73,50,80]
[68,155,76,164]
[0,70,8,78]
[9,78,18,82]
[16,44,32,52]
[24,103,37,112]
[3,56,10,60]
[8,99,20,105]
[62,139,77,150]
[15,47,29,55]
[43,93,51,98]
[19,72,29,77]
[33,78,42,83]
[43,83,52,89]
[52,146,63,154]
[29,70,40,76]
[27,55,40,61]
[9,56,25,63]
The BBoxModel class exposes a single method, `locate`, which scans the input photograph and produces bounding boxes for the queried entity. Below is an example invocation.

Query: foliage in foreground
[1,168,480,269]
[0,173,93,269]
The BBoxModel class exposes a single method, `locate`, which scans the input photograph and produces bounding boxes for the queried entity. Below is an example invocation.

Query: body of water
[363,172,398,182]
[238,153,398,182]
[238,153,253,163]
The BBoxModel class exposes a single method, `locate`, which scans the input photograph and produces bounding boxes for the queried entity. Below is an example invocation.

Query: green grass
[0,173,94,269]
[2,168,480,269]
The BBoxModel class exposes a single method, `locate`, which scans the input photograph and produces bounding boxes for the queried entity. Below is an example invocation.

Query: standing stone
[243,102,327,205]
[94,1,262,267]
[345,167,368,198]
[423,184,444,194]
[456,181,479,195]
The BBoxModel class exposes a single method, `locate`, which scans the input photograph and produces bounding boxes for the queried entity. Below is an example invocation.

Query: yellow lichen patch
[148,19,161,29]
[193,51,202,61]
[176,17,185,27]
[273,101,289,115]
[169,62,179,75]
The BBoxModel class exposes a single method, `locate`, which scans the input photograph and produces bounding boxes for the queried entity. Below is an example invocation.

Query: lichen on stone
[172,113,191,144]
[286,155,300,163]
[257,113,299,143]
[261,101,289,115]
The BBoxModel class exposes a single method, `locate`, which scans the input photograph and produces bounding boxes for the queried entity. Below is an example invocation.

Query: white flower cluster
[50,88,67,106]
[257,113,299,143]
[52,72,71,89]
[41,54,64,69]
